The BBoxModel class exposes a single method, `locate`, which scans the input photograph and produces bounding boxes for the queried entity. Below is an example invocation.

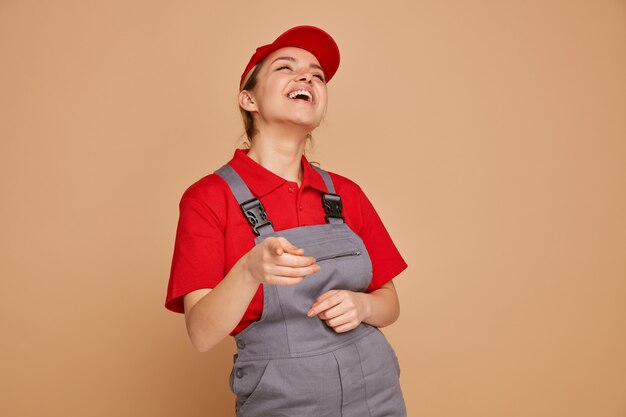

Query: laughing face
[240,47,328,133]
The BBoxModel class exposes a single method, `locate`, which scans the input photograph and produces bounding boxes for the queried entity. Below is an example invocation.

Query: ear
[239,90,258,112]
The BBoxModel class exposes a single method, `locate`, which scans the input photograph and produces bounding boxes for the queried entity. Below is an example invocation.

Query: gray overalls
[216,164,406,417]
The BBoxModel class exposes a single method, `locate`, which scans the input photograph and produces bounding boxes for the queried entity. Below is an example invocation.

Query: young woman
[165,25,408,417]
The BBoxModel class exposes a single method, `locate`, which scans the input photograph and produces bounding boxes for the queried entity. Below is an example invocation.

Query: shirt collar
[228,149,329,197]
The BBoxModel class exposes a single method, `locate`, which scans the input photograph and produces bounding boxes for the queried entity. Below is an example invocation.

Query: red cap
[240,25,340,88]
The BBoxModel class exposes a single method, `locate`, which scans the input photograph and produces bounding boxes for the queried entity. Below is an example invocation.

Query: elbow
[379,308,400,329]
[185,316,224,353]
[381,295,401,328]
[390,308,400,326]
[188,329,217,353]
[389,285,401,324]
[186,321,217,352]
[191,339,212,353]
[380,287,401,327]
[389,297,400,325]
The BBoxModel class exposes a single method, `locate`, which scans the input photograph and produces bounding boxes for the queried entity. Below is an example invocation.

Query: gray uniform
[216,164,406,417]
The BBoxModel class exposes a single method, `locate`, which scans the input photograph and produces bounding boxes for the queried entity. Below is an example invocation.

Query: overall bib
[216,164,406,417]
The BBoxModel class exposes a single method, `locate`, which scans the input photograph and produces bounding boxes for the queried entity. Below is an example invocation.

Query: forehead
[265,47,321,67]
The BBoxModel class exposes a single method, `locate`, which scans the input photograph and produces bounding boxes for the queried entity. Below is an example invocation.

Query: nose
[296,69,313,83]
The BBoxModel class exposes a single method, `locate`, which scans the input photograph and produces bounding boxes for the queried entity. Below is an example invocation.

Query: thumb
[265,238,283,256]
[278,237,304,255]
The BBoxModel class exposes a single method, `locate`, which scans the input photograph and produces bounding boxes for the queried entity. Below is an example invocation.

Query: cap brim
[240,25,340,87]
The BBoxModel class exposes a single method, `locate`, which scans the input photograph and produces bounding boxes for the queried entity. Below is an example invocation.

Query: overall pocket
[236,356,329,417]
[232,359,273,414]
[315,249,361,263]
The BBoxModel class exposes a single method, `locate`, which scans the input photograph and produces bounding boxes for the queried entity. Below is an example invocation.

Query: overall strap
[311,165,344,224]
[215,164,275,236]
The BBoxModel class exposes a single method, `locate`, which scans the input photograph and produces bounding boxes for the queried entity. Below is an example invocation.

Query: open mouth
[287,89,313,102]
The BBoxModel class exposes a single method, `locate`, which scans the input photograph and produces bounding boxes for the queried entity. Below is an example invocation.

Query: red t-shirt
[165,149,407,335]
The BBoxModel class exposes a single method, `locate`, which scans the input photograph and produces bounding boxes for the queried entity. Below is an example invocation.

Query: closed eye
[276,64,325,82]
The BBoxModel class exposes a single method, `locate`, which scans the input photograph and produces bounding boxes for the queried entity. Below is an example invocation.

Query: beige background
[1,1,625,416]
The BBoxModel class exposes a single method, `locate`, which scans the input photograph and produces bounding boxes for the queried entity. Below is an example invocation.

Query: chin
[289,116,321,131]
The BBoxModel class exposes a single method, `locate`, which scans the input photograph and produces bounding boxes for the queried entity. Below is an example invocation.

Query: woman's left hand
[307,290,371,333]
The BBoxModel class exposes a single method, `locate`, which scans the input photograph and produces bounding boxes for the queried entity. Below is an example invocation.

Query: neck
[247,125,309,186]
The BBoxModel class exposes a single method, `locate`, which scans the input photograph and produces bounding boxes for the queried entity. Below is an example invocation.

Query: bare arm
[183,237,320,352]
[182,261,258,353]
[360,280,400,327]
[307,280,400,333]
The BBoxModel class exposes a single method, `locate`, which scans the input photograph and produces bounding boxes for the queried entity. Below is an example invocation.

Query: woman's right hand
[242,236,320,286]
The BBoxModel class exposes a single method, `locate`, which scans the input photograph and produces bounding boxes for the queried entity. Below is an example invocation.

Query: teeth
[287,89,312,101]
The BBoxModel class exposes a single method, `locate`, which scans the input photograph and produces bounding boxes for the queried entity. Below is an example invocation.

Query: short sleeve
[164,196,225,313]
[356,188,408,292]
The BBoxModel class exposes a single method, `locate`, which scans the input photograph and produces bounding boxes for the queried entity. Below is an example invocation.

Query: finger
[324,311,353,328]
[266,275,305,286]
[266,238,284,256]
[273,252,317,267]
[270,264,321,279]
[312,290,340,305]
[269,252,315,267]
[332,322,358,334]
[311,289,343,308]
[276,237,305,256]
[308,292,343,317]
[318,303,349,321]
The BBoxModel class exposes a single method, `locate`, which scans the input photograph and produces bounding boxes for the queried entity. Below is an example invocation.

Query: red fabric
[240,25,340,87]
[165,149,407,335]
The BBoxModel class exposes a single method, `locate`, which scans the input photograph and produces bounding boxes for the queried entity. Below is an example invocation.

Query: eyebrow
[270,56,325,75]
